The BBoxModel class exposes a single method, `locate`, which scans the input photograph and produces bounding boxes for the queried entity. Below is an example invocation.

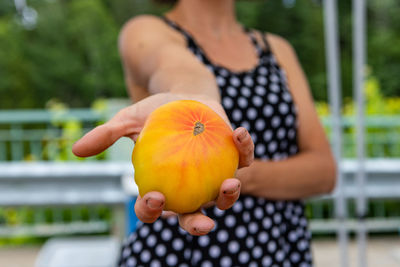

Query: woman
[73,0,336,266]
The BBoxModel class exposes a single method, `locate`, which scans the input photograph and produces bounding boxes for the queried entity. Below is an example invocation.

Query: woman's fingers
[136,178,239,234]
[72,107,142,157]
[72,123,122,157]
[178,212,215,236]
[216,178,241,210]
[72,94,178,158]
[134,192,165,223]
[233,127,254,168]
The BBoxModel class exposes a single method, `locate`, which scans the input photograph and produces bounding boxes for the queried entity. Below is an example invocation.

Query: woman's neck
[167,0,239,38]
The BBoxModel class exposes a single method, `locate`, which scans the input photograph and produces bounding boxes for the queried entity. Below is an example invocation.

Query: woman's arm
[119,15,221,102]
[238,34,336,199]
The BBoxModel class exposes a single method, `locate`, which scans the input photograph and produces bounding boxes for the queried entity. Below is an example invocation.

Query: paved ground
[0,237,399,267]
[0,245,41,267]
[312,237,400,267]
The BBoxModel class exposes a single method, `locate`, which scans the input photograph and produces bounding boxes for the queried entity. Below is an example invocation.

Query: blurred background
[0,0,399,266]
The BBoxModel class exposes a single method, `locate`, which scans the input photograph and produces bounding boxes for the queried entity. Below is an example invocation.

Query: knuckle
[243,146,253,158]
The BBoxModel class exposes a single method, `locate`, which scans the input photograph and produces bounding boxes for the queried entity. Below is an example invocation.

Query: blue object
[125,197,139,235]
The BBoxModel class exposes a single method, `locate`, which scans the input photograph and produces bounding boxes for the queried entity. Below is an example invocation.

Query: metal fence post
[323,1,348,266]
[353,0,368,266]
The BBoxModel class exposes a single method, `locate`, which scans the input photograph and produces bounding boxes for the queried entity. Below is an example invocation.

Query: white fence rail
[1,159,399,236]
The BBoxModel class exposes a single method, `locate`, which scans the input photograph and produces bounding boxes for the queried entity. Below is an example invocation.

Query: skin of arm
[236,34,336,200]
[119,16,220,102]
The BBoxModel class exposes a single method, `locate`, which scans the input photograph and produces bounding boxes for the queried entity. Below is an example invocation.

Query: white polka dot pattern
[241,211,250,223]
[228,240,240,254]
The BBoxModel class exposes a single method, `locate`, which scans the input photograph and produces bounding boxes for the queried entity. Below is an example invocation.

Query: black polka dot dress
[118,17,313,267]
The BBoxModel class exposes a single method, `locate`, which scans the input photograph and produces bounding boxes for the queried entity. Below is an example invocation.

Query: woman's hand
[72,92,254,235]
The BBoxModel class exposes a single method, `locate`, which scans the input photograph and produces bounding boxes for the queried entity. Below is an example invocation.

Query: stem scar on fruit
[193,121,205,136]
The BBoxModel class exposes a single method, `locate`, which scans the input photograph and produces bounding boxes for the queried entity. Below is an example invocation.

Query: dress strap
[244,28,271,55]
[260,32,271,53]
[161,16,197,46]
[245,28,263,56]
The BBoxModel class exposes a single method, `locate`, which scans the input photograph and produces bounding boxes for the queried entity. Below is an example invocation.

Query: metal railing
[321,116,400,158]
[0,101,132,239]
[0,106,399,239]
[0,108,104,162]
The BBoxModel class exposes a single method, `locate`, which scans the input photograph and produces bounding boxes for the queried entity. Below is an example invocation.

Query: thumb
[233,127,254,168]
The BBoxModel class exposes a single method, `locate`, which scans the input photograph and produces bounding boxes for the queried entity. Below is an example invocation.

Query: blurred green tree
[0,0,125,108]
[0,0,399,109]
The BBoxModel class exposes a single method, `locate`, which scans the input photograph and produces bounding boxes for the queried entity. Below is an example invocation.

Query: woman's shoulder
[266,33,296,55]
[121,15,165,31]
[120,15,169,39]
[119,15,184,48]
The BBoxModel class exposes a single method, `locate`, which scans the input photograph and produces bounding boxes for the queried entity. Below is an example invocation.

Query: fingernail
[146,198,163,209]
[237,128,247,143]
[223,184,240,195]
[194,227,210,235]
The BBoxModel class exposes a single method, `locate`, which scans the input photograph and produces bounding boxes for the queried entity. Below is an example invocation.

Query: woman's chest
[211,58,299,159]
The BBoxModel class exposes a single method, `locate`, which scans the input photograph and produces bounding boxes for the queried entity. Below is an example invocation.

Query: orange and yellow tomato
[132,100,239,213]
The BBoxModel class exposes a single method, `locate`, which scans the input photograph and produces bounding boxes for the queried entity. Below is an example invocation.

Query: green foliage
[368,0,400,97]
[42,98,108,161]
[0,206,112,246]
[45,99,84,161]
[316,71,400,158]
[0,0,126,109]
[1,0,400,109]
[317,72,400,116]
